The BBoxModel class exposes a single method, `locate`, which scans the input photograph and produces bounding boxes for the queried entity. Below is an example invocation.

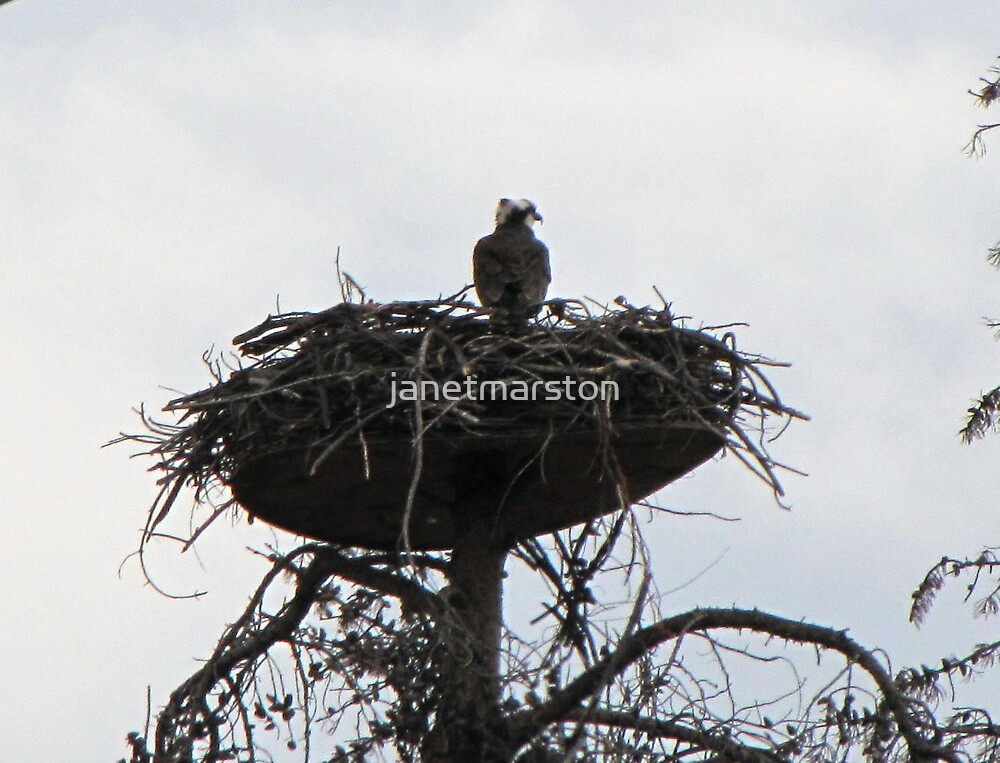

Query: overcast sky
[3,2,1000,760]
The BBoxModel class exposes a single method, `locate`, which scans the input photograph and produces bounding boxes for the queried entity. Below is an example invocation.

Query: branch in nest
[118,295,804,561]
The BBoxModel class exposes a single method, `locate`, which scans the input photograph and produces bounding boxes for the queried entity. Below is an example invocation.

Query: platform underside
[231,422,724,551]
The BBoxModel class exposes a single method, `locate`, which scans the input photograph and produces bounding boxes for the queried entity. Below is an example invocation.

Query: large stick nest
[131,294,803,547]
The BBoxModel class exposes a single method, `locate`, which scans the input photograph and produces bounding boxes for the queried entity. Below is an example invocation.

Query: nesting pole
[422,452,512,761]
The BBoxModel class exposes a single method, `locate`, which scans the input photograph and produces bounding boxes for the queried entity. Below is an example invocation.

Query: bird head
[495,198,543,228]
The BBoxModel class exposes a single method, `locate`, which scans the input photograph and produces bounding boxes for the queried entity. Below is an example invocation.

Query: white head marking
[494,198,542,228]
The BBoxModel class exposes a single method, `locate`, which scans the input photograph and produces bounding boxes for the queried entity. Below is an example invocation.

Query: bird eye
[499,198,510,205]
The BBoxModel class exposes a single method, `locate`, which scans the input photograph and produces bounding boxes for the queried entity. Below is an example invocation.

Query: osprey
[473,198,551,322]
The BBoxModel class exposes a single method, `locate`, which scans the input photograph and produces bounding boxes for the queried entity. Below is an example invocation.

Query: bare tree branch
[511,607,961,762]
[562,707,786,763]
[152,544,441,761]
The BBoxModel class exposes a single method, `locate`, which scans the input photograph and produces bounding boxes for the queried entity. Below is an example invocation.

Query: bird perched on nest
[473,198,551,323]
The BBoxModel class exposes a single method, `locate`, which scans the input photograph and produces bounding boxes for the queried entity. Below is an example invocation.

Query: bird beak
[533,212,544,224]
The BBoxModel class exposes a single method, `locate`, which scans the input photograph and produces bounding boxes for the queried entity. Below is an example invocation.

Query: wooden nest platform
[134,296,800,551]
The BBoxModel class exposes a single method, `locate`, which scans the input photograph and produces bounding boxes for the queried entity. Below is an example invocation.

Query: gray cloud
[3,1,1000,758]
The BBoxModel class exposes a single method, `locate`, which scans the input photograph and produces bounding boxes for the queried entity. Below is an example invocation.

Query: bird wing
[522,238,551,304]
[473,233,507,307]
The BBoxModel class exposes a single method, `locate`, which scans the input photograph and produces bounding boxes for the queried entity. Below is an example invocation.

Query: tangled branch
[126,538,1000,762]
